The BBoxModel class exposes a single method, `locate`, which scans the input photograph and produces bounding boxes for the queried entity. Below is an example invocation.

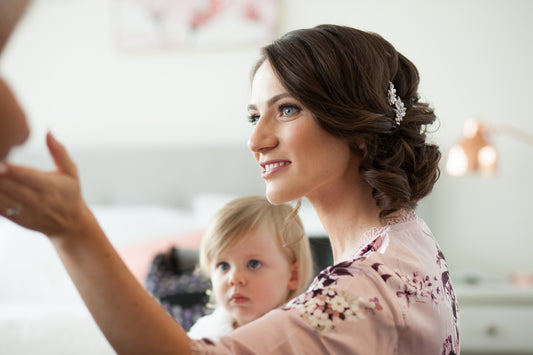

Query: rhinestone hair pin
[387,81,406,127]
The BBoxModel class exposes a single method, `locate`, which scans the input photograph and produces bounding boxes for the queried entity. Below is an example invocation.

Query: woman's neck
[307,179,382,264]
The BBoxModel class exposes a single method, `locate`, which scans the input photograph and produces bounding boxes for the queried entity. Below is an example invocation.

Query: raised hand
[0,132,89,238]
[0,132,192,353]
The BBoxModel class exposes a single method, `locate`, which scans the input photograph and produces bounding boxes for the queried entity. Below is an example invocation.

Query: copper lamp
[445,118,533,176]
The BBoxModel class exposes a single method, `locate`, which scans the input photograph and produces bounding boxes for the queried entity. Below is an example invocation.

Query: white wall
[2,0,533,277]
[1,0,260,149]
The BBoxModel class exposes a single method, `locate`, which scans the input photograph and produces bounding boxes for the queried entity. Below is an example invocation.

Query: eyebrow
[247,93,291,111]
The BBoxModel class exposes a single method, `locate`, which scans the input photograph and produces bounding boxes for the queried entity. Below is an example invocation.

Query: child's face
[210,222,298,328]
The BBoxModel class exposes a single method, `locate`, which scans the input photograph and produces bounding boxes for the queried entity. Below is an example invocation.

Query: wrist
[48,203,100,243]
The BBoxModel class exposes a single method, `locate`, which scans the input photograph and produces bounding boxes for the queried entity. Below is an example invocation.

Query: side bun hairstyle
[252,24,441,219]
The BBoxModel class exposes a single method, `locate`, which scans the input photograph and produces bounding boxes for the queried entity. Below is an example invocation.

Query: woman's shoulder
[278,257,400,335]
[279,212,447,332]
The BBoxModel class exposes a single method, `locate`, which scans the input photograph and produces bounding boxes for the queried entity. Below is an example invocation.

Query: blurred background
[1,0,532,353]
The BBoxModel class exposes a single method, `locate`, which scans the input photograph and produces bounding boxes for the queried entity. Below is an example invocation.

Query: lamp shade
[445,119,497,176]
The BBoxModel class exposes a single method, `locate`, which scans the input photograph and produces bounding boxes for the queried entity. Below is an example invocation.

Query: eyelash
[247,103,302,126]
[247,114,260,125]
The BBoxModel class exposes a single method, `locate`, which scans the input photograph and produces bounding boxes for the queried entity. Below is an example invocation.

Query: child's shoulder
[188,308,234,340]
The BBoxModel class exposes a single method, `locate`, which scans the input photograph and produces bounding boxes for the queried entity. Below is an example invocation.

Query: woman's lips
[260,160,291,178]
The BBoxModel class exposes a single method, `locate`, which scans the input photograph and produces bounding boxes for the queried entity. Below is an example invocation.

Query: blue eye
[217,262,230,271]
[279,104,301,118]
[248,259,262,269]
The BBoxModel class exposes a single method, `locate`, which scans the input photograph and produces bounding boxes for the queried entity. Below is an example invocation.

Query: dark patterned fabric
[145,247,211,331]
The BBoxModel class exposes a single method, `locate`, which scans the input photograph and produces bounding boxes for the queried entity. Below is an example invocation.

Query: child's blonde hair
[199,196,313,301]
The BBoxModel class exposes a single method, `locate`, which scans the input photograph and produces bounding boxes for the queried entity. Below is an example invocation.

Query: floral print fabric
[286,260,384,333]
[190,210,460,355]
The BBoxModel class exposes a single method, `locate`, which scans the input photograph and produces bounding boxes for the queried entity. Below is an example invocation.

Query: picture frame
[115,0,280,49]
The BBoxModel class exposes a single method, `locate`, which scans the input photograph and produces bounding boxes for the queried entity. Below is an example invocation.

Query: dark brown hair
[252,24,441,219]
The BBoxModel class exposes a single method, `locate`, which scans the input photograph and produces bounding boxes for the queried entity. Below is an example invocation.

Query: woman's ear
[355,137,366,151]
[288,261,299,291]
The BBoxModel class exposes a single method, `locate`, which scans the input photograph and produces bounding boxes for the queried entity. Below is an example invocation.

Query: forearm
[51,206,192,355]
[0,134,192,353]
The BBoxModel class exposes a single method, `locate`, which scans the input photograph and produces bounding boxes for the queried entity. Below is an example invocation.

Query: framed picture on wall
[114,0,280,49]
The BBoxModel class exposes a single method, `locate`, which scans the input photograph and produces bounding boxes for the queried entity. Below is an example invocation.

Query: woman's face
[210,222,298,328]
[247,61,356,205]
[0,78,29,161]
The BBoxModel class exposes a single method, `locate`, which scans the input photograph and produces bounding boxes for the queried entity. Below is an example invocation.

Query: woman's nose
[247,118,277,154]
[228,269,246,286]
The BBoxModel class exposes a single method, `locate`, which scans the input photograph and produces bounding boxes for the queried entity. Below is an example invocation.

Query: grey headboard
[9,146,265,207]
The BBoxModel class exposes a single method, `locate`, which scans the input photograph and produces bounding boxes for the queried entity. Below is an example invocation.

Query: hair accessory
[387,82,406,127]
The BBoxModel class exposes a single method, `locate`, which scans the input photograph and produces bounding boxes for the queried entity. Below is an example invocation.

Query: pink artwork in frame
[115,0,280,49]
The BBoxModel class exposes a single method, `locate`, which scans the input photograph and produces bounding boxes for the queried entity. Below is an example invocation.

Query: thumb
[46,132,78,178]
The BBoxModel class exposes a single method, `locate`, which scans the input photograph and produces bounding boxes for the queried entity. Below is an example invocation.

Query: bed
[0,146,327,354]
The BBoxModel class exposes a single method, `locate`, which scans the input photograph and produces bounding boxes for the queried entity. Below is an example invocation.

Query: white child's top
[188,307,235,340]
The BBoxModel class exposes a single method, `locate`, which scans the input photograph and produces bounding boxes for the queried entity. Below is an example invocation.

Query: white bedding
[0,203,205,355]
[0,195,324,354]
[0,146,274,354]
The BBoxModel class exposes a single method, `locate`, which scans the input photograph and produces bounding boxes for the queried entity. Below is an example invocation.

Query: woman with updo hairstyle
[0,24,459,354]
[254,24,441,220]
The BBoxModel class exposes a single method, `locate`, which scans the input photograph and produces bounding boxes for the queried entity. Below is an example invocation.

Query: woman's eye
[216,262,230,271]
[279,104,300,118]
[247,114,259,125]
[248,259,262,270]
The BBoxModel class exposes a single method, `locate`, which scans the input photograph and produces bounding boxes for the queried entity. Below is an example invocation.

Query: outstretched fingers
[0,134,85,236]
[0,133,79,192]
[0,164,51,193]
[0,176,36,207]
[46,132,78,178]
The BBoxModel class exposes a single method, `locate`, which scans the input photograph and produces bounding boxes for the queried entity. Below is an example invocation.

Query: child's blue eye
[217,262,230,271]
[248,259,262,269]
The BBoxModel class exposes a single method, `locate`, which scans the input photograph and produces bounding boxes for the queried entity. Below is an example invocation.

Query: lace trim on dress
[351,209,418,259]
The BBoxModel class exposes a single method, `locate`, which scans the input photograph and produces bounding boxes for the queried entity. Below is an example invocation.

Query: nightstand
[455,282,533,355]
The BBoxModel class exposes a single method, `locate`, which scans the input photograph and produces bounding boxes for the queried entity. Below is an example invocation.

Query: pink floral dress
[190,210,460,354]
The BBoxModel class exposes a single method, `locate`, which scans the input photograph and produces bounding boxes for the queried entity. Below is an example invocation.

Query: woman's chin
[265,186,298,205]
